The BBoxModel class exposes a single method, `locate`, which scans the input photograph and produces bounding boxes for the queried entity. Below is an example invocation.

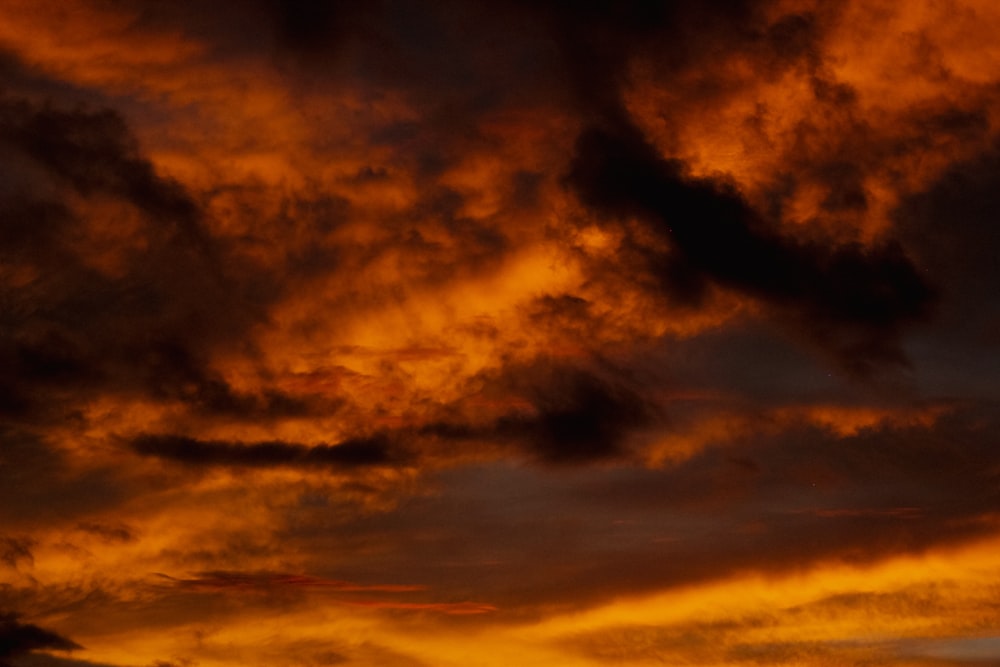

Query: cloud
[394,359,660,466]
[0,92,330,433]
[0,614,80,666]
[560,574,1000,665]
[525,0,759,114]
[898,636,1000,664]
[0,429,137,527]
[897,137,1000,343]
[125,359,655,471]
[1,2,1000,666]
[273,400,1000,620]
[493,363,651,464]
[8,656,124,667]
[159,570,424,593]
[339,600,496,616]
[152,570,495,618]
[265,0,373,55]
[130,434,395,469]
[1,101,199,227]
[74,523,135,544]
[0,539,33,570]
[565,116,934,372]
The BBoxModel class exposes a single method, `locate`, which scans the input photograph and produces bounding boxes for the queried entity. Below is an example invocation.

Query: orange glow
[3,0,1000,665]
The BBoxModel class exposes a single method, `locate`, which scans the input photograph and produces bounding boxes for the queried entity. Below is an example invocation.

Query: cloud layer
[2,0,1000,665]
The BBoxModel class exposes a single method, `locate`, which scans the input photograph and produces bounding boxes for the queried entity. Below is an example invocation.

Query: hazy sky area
[2,1,1000,665]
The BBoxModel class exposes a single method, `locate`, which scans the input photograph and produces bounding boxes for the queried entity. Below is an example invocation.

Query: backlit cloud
[2,0,1000,665]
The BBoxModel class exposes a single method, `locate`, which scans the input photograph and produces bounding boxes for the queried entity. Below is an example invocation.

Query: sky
[2,0,1000,665]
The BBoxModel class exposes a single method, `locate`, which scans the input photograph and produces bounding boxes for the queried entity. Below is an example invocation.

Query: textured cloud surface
[2,0,1000,665]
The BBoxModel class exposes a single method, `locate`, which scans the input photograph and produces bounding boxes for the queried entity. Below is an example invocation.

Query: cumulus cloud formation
[2,0,1000,665]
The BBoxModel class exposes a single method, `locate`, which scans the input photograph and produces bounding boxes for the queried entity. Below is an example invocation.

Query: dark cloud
[273,401,1000,620]
[889,136,1000,399]
[897,137,1000,341]
[138,340,316,419]
[0,614,80,667]
[256,0,567,123]
[525,0,759,114]
[131,434,394,469]
[75,523,135,544]
[643,319,850,404]
[760,11,822,69]
[0,539,33,570]
[267,0,373,54]
[529,401,1000,603]
[407,361,656,465]
[0,429,136,528]
[495,364,651,463]
[0,101,199,227]
[0,95,308,424]
[9,656,125,667]
[566,117,934,372]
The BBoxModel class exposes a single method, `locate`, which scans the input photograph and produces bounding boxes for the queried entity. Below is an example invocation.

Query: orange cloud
[3,0,1000,665]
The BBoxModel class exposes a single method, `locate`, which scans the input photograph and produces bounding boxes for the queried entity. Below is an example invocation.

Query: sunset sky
[3,1,1000,665]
